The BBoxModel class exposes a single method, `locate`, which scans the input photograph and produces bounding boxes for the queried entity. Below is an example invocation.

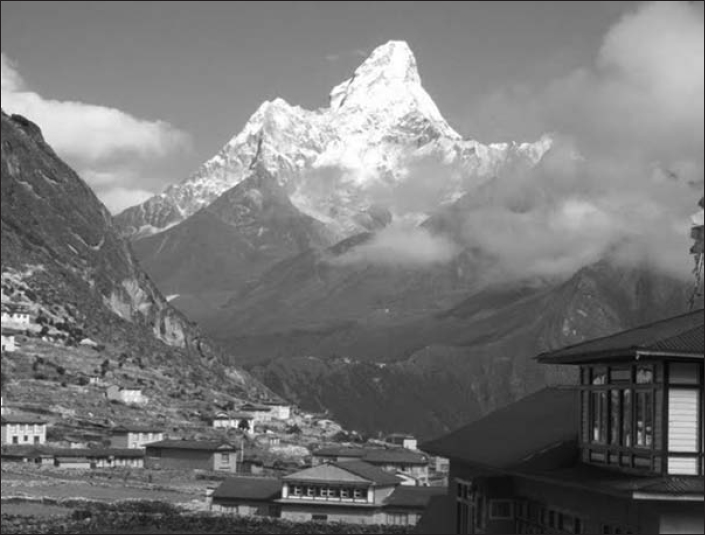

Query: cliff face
[0,111,266,397]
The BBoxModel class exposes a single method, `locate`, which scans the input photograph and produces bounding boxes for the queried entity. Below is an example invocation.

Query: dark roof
[112,425,163,434]
[412,494,455,535]
[314,447,367,458]
[537,309,704,364]
[518,463,704,499]
[145,440,238,452]
[1,415,47,425]
[212,477,281,501]
[384,486,447,509]
[421,387,579,470]
[363,449,428,465]
[332,461,403,486]
[0,446,144,458]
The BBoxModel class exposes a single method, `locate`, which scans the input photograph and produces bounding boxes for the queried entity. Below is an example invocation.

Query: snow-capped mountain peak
[116,40,551,239]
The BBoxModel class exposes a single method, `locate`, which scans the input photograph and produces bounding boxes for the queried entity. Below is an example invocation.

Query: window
[353,488,365,499]
[34,436,40,444]
[292,485,303,497]
[610,390,621,445]
[340,489,350,499]
[591,391,607,443]
[387,513,409,526]
[669,363,699,385]
[636,365,653,384]
[456,481,473,535]
[12,436,18,444]
[622,390,632,447]
[489,500,513,520]
[635,391,653,448]
[307,486,316,497]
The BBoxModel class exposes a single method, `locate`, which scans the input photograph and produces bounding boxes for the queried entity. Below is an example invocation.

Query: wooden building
[419,309,704,534]
[144,439,238,472]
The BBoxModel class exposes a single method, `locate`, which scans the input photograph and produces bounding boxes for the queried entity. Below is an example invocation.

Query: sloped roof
[112,425,163,434]
[145,440,237,452]
[212,477,281,501]
[384,486,447,509]
[420,387,579,470]
[334,461,403,486]
[314,447,367,458]
[537,309,704,364]
[283,461,401,486]
[1,415,47,425]
[519,463,704,499]
[363,449,428,465]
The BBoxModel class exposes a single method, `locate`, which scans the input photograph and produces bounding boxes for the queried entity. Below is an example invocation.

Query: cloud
[332,224,459,268]
[325,48,369,63]
[1,52,190,213]
[99,187,155,214]
[334,2,702,281]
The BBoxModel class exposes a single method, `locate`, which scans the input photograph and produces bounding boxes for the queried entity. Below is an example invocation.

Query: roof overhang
[632,492,704,502]
[537,350,703,365]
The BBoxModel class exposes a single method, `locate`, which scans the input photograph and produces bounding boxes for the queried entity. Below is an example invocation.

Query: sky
[1,1,703,284]
[1,0,642,213]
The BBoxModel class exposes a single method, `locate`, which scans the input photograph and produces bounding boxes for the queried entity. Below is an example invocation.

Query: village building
[211,412,256,435]
[261,400,293,421]
[312,447,430,486]
[144,439,239,472]
[1,415,47,445]
[0,446,144,468]
[1,333,16,353]
[211,461,444,526]
[105,385,148,406]
[1,304,32,325]
[385,434,419,451]
[419,309,704,534]
[110,425,165,449]
[238,403,274,424]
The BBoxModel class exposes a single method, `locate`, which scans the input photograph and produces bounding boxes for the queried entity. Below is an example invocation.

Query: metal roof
[420,387,579,469]
[537,309,704,364]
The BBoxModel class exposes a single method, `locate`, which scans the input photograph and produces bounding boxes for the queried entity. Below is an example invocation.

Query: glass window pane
[669,363,698,385]
[636,366,654,384]
[622,390,632,447]
[591,391,607,443]
[636,392,653,448]
[610,390,621,445]
[592,368,607,385]
[610,369,631,383]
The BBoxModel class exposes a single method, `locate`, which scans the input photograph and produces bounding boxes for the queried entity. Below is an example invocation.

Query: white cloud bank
[338,1,704,281]
[1,53,190,213]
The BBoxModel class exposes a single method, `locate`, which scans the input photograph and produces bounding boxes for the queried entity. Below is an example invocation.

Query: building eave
[632,492,704,502]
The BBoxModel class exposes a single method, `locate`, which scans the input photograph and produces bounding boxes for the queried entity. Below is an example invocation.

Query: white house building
[110,425,164,449]
[1,415,47,445]
[106,385,148,406]
[1,334,16,353]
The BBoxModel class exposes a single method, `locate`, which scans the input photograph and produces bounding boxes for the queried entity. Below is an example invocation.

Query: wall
[1,423,46,445]
[212,501,279,517]
[145,448,237,472]
[659,505,704,534]
[280,504,378,524]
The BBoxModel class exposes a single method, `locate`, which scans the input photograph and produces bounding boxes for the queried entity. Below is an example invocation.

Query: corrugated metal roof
[363,449,428,465]
[537,309,704,364]
[420,387,579,469]
[383,486,446,509]
[212,477,281,501]
[145,440,237,452]
[336,461,404,486]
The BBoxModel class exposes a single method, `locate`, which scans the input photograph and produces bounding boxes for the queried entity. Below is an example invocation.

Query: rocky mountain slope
[242,260,698,439]
[0,110,266,399]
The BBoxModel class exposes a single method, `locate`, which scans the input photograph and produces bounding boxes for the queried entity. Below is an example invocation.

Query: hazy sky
[1,0,643,212]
